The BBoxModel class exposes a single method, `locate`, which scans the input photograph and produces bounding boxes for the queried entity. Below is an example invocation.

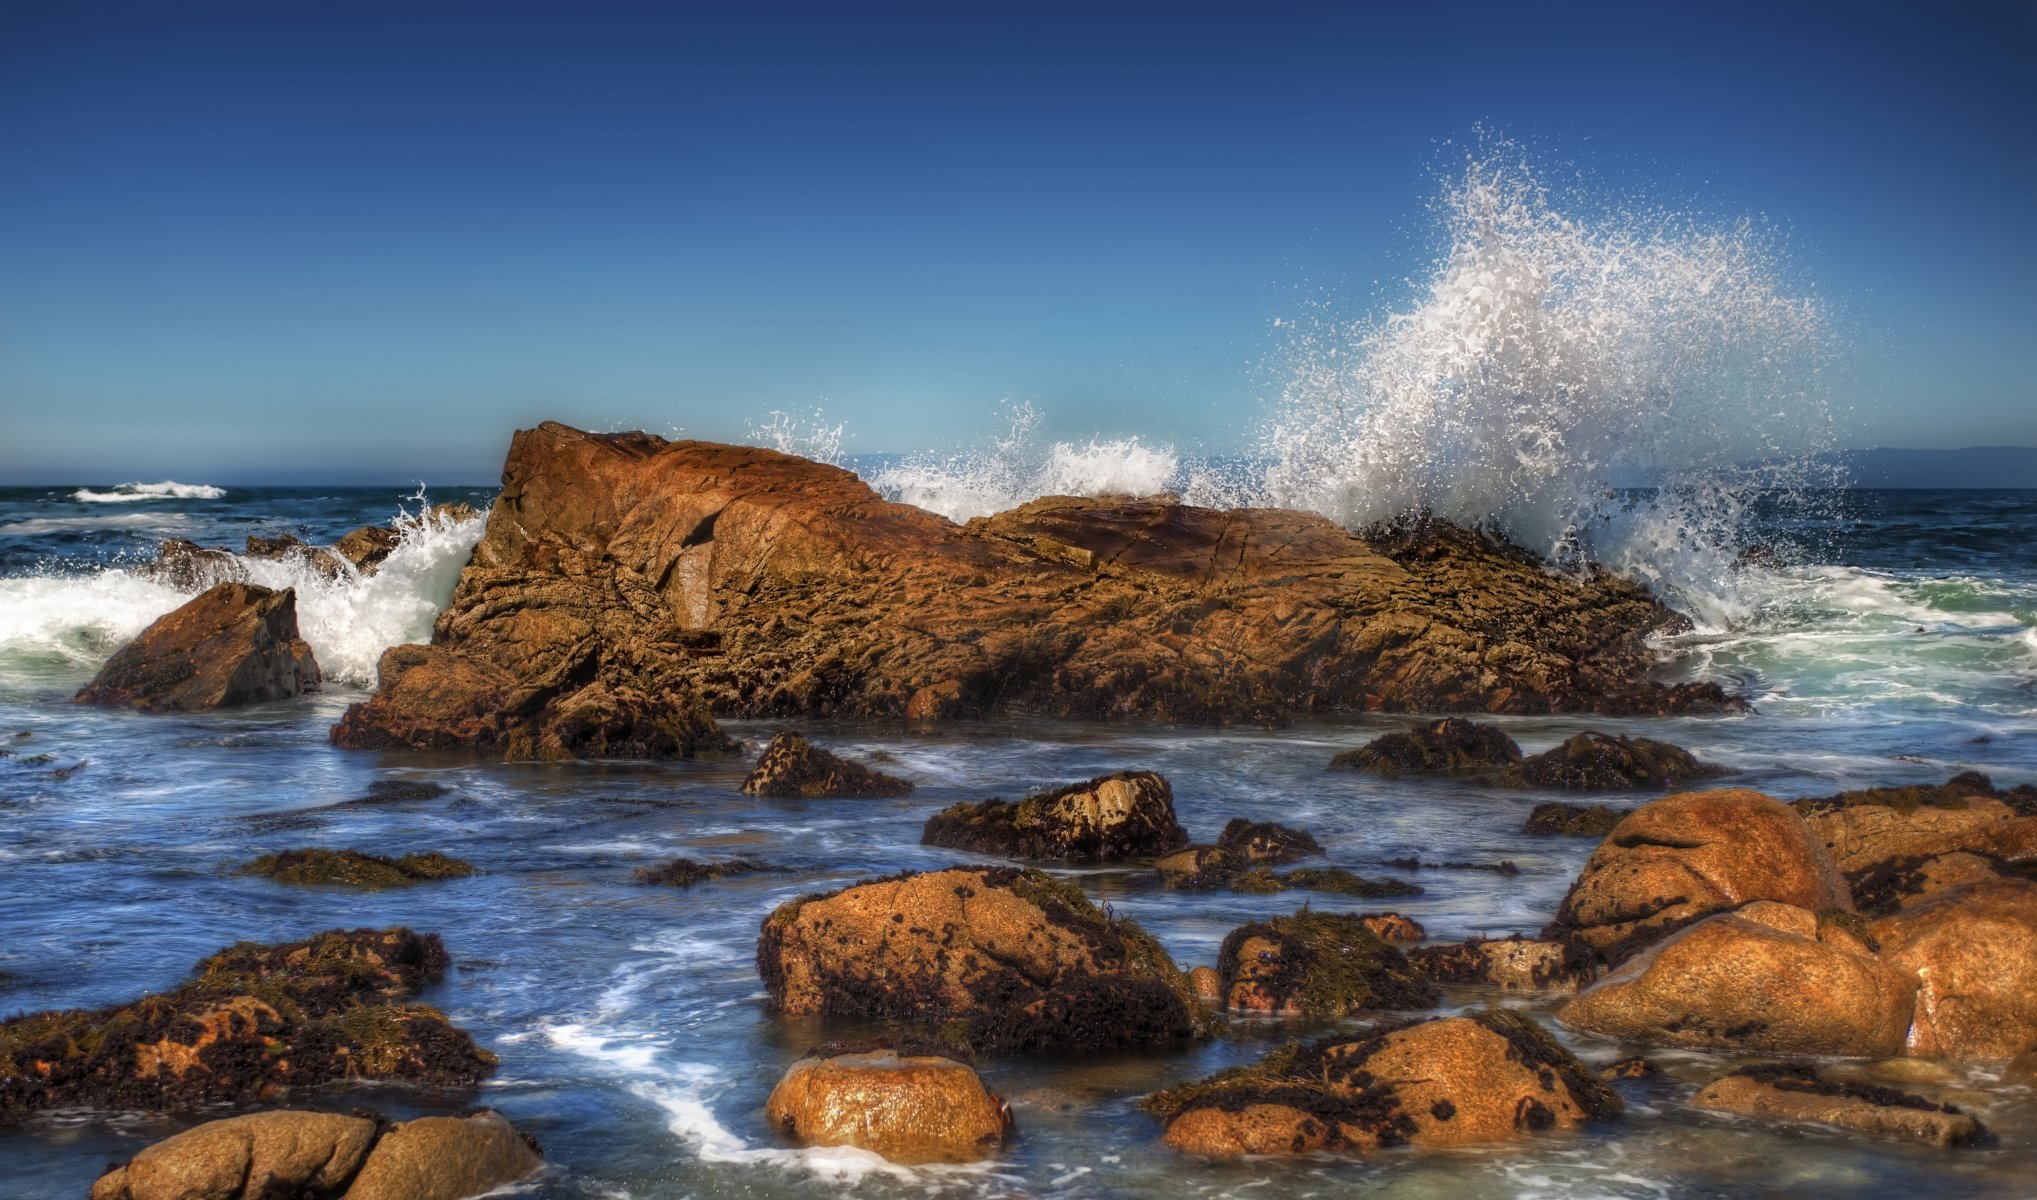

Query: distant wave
[73,481,227,503]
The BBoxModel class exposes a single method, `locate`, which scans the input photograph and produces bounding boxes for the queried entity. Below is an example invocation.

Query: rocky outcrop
[1794,772,2037,885]
[765,1047,1014,1163]
[635,857,771,887]
[0,928,495,1118]
[1509,731,1721,791]
[740,731,913,798]
[757,866,1208,1055]
[1525,802,1627,837]
[76,583,320,712]
[1872,879,2037,1060]
[239,848,475,888]
[1849,852,2007,917]
[1557,903,1916,1058]
[1543,788,1852,964]
[1150,1011,1620,1158]
[332,423,1733,757]
[1330,718,1522,774]
[1408,938,1588,995]
[921,771,1187,861]
[1216,910,1438,1017]
[1692,1064,1986,1147]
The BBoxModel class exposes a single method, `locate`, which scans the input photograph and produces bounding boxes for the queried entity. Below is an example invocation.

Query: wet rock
[1281,867,1423,898]
[1794,772,2037,882]
[1214,818,1322,864]
[139,539,240,591]
[346,780,452,807]
[1408,938,1588,995]
[1871,879,2037,1060]
[333,423,1727,754]
[1216,910,1438,1017]
[1355,912,1426,943]
[741,731,913,798]
[757,866,1209,1055]
[765,1048,1014,1164]
[1329,717,1522,774]
[245,533,346,579]
[1848,851,2007,917]
[340,1110,543,1200]
[922,770,1186,861]
[1150,1010,1620,1158]
[76,583,321,712]
[1692,1064,1986,1147]
[1189,966,1221,1003]
[635,856,770,886]
[239,849,475,888]
[88,1110,379,1200]
[1508,731,1722,791]
[1525,802,1627,838]
[1601,1056,1660,1081]
[332,523,402,575]
[1557,905,1917,1058]
[1386,855,1519,875]
[0,927,496,1118]
[1543,788,1852,964]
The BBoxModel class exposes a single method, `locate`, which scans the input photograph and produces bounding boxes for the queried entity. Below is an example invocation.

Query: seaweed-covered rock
[1848,852,2006,917]
[1871,879,2037,1060]
[1216,910,1438,1018]
[1214,818,1323,864]
[1409,938,1588,995]
[1525,802,1627,838]
[1282,867,1422,898]
[757,866,1208,1055]
[239,848,475,888]
[1794,772,2037,879]
[1355,913,1426,943]
[1557,904,1916,1058]
[1544,788,1851,964]
[0,927,495,1118]
[1692,1064,1986,1147]
[76,583,321,712]
[1510,732,1721,791]
[1330,718,1522,775]
[741,731,913,798]
[766,1047,1014,1164]
[921,771,1186,861]
[635,857,771,887]
[340,1110,543,1200]
[1150,1011,1620,1158]
[87,1110,380,1200]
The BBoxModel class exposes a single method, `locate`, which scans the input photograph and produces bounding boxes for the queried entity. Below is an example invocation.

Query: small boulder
[765,1048,1014,1164]
[1216,910,1438,1018]
[89,1110,378,1200]
[1330,717,1521,775]
[741,732,913,798]
[1557,905,1917,1058]
[1525,802,1627,838]
[244,533,346,578]
[1692,1064,1986,1147]
[239,848,475,888]
[138,538,240,591]
[76,583,321,712]
[1214,818,1322,864]
[1281,866,1422,898]
[1408,938,1587,995]
[1871,879,2037,1060]
[921,770,1187,861]
[635,857,771,887]
[341,1110,543,1200]
[1510,731,1721,791]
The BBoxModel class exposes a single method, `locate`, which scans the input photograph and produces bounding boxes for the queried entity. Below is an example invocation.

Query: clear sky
[2,0,2032,483]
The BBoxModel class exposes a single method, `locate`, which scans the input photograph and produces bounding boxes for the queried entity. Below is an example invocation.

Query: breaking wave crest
[71,481,227,503]
[871,401,1180,523]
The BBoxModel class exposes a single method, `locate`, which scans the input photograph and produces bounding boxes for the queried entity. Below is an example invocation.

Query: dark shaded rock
[1386,855,1520,876]
[138,539,239,591]
[1216,910,1438,1017]
[741,731,913,798]
[1409,938,1589,994]
[1525,801,1627,838]
[766,1048,1014,1164]
[921,770,1186,861]
[1509,731,1722,790]
[245,533,346,579]
[347,780,452,806]
[76,583,321,712]
[1214,818,1322,864]
[757,866,1209,1056]
[1330,717,1522,774]
[1692,1063,1987,1146]
[0,927,496,1118]
[1150,1010,1620,1158]
[1282,867,1423,898]
[1602,1056,1660,1081]
[635,857,770,887]
[239,848,476,888]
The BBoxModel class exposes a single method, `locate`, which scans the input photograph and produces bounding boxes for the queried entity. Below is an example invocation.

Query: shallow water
[2,485,2035,1198]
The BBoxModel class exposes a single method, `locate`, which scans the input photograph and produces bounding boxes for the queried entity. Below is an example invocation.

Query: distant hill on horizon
[1829,446,2037,489]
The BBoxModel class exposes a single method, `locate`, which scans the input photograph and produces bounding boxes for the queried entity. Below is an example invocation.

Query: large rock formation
[921,771,1187,861]
[765,1047,1014,1163]
[76,583,320,712]
[333,423,1731,757]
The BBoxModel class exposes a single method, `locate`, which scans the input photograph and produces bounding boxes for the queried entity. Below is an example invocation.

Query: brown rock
[1795,772,2033,877]
[1213,818,1323,864]
[1692,1066,1985,1147]
[922,770,1186,861]
[139,539,240,591]
[1408,937,1587,994]
[89,1110,378,1200]
[1216,910,1438,1017]
[1848,851,2007,917]
[1524,802,1628,838]
[333,423,1733,756]
[245,533,346,579]
[1356,912,1426,943]
[1544,788,1852,963]
[1188,966,1221,1003]
[1557,907,1917,1057]
[765,1049,1013,1164]
[341,1110,541,1200]
[1509,731,1722,791]
[741,731,912,798]
[1329,717,1522,774]
[757,866,1208,1055]
[76,583,320,712]
[332,524,402,574]
[1872,879,2037,1060]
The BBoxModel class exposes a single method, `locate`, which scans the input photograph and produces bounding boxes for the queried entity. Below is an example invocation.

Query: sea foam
[72,481,227,503]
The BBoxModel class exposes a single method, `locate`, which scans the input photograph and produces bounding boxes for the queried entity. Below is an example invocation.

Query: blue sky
[2,1,2032,483]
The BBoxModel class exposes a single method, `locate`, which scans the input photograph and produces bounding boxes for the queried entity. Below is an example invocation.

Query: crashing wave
[72,481,227,503]
[871,400,1180,522]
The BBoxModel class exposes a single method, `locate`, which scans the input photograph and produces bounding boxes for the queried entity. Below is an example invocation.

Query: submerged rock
[333,422,1730,756]
[757,866,1209,1055]
[239,848,475,888]
[76,583,321,712]
[1408,938,1588,994]
[1281,867,1423,898]
[1216,910,1438,1017]
[741,731,914,798]
[766,1047,1014,1163]
[922,770,1187,861]
[1871,879,2037,1060]
[1524,801,1628,838]
[635,857,771,886]
[1508,731,1721,791]
[1150,1011,1620,1158]
[0,927,496,1118]
[1692,1064,1986,1147]
[1330,717,1522,774]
